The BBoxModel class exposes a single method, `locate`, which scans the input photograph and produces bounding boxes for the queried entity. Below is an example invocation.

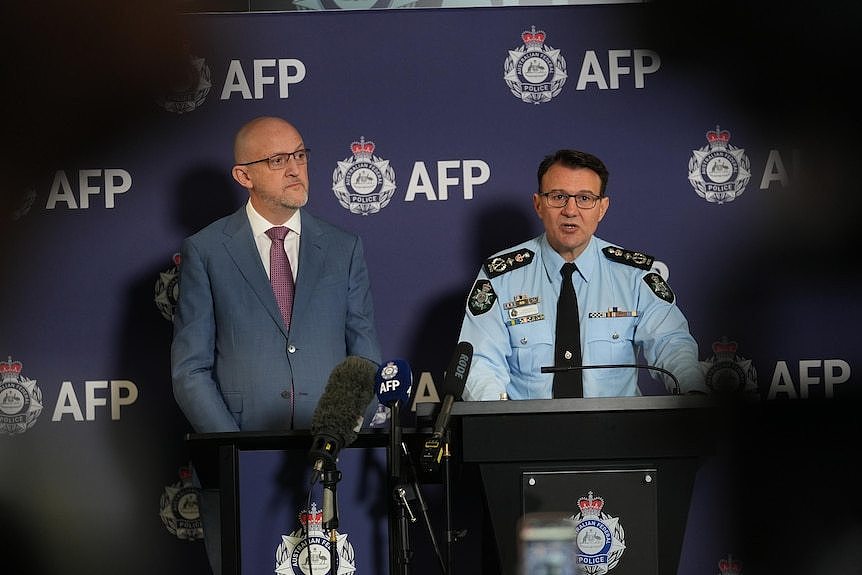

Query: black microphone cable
[540,363,681,395]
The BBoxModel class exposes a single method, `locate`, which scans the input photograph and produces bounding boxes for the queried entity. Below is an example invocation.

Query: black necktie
[553,262,583,398]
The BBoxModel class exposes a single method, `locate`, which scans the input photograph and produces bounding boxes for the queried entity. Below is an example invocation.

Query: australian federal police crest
[572,491,626,574]
[687,126,751,204]
[0,356,43,435]
[154,253,181,322]
[504,26,567,105]
[332,137,397,215]
[275,503,357,575]
[158,465,204,540]
[700,336,759,395]
[156,51,213,114]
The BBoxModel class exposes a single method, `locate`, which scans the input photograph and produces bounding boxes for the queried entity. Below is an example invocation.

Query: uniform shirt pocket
[509,323,554,380]
[584,317,637,369]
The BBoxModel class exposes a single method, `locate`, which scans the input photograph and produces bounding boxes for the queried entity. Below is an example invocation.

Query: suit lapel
[291,212,326,329]
[222,208,287,335]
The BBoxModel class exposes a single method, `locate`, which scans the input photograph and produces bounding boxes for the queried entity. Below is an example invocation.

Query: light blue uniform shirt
[458,234,707,400]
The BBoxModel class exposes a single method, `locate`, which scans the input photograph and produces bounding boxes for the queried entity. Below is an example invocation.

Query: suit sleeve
[171,238,241,433]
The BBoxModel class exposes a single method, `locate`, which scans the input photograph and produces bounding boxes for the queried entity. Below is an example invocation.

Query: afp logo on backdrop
[503,24,662,105]
[0,355,140,436]
[687,124,800,203]
[156,46,306,112]
[331,136,491,215]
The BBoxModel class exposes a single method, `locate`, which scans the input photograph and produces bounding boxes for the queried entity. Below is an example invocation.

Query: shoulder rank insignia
[483,248,535,279]
[602,246,654,270]
[643,272,674,303]
[468,279,497,316]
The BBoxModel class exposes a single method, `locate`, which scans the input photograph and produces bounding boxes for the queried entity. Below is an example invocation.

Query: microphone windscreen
[375,359,413,406]
[441,341,473,398]
[310,356,378,446]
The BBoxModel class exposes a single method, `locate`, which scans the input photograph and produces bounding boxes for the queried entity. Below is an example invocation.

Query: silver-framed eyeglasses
[237,148,311,170]
[539,191,602,209]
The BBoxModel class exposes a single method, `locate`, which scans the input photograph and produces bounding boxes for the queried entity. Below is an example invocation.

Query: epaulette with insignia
[483,248,535,279]
[643,272,675,303]
[602,246,654,270]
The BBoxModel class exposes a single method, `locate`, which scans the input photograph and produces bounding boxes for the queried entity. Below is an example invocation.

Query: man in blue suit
[171,116,382,573]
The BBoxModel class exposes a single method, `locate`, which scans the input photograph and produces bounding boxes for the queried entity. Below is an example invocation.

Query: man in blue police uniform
[458,149,707,399]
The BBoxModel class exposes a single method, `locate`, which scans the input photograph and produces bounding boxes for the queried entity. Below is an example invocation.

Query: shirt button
[520,337,528,344]
[281,390,292,399]
[287,344,296,353]
[611,332,620,340]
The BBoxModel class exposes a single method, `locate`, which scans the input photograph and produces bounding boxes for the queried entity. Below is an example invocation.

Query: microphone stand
[540,363,682,395]
[400,440,447,574]
[321,464,342,575]
[388,401,412,575]
[441,429,455,575]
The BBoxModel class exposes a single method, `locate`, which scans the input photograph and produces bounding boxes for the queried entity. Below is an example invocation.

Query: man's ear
[597,196,610,221]
[231,165,252,189]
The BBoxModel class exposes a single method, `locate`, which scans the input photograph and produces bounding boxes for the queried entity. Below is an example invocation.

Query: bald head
[234,116,303,164]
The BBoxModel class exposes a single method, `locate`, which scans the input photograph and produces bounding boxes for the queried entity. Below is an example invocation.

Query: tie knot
[266,226,289,242]
[561,262,577,279]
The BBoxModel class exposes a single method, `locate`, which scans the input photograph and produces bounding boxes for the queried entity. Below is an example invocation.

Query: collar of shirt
[539,233,599,287]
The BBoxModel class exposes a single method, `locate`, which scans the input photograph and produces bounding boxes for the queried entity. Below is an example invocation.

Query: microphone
[375,359,413,481]
[375,359,413,408]
[308,356,378,485]
[421,341,473,473]
[540,363,682,395]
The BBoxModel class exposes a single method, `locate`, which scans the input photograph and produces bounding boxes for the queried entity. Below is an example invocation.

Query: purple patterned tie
[265,226,295,329]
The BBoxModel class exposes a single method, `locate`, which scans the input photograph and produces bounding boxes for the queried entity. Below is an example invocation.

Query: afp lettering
[45,169,132,209]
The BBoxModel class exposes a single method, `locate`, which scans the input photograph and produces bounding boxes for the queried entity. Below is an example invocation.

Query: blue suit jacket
[171,207,382,433]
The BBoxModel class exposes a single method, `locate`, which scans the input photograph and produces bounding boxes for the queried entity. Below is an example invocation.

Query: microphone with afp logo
[375,359,413,480]
[376,358,413,409]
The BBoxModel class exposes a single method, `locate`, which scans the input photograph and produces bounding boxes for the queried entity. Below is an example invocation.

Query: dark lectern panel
[522,469,658,575]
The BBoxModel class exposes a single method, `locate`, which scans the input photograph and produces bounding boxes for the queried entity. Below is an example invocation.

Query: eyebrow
[546,189,600,195]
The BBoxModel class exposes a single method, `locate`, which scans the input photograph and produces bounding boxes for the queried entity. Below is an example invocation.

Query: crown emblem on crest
[712,337,738,355]
[578,491,604,518]
[706,125,731,147]
[0,357,23,377]
[521,26,546,50]
[351,137,375,161]
[718,555,741,575]
[299,503,325,532]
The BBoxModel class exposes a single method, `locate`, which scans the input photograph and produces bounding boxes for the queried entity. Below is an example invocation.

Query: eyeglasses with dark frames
[538,191,602,209]
[237,148,311,170]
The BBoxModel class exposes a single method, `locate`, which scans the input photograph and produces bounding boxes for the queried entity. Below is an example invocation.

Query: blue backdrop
[2,2,860,574]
